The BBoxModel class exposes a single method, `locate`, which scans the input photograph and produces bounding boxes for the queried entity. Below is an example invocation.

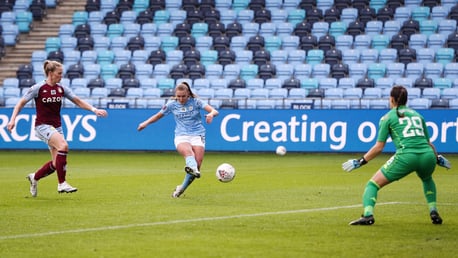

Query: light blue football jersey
[160,98,209,136]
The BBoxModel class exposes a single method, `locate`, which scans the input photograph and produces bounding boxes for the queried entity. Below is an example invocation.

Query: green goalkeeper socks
[362,180,380,217]
[422,177,438,211]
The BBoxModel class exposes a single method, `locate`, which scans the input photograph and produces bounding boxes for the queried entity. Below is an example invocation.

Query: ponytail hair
[390,85,408,117]
[175,81,196,98]
[43,60,62,77]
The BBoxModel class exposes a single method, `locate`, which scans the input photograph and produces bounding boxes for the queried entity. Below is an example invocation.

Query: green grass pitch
[0,151,457,258]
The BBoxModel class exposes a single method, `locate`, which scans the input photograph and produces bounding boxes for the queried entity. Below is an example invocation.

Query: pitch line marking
[0,201,406,240]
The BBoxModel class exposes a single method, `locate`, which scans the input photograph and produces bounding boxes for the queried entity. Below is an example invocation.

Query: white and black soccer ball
[216,163,236,183]
[276,146,287,156]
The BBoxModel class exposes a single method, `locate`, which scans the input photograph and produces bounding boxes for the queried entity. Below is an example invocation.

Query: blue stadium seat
[223,64,241,81]
[408,98,430,109]
[409,34,428,50]
[300,78,319,90]
[210,78,229,89]
[383,20,402,38]
[324,87,343,98]
[141,23,157,37]
[353,34,371,50]
[212,88,232,99]
[376,78,394,89]
[340,7,358,25]
[349,63,367,81]
[240,64,258,81]
[312,64,331,80]
[246,78,264,89]
[233,88,251,99]
[363,88,382,99]
[433,77,452,89]
[270,50,288,65]
[96,49,115,65]
[276,63,294,81]
[153,10,170,25]
[100,64,118,80]
[441,88,458,100]
[424,62,443,79]
[330,99,351,109]
[365,21,383,36]
[395,77,414,88]
[107,24,124,39]
[427,33,446,51]
[259,22,276,37]
[72,11,88,26]
[264,78,282,89]
[385,62,405,79]
[112,50,131,66]
[196,36,213,52]
[105,78,122,89]
[83,63,100,81]
[435,48,454,64]
[147,99,166,109]
[329,21,347,38]
[282,35,299,51]
[288,88,307,99]
[393,7,411,23]
[235,50,253,65]
[360,48,379,64]
[437,19,457,36]
[404,63,423,80]
[416,48,435,64]
[156,22,175,37]
[422,88,441,99]
[311,22,329,38]
[320,78,338,89]
[341,49,360,64]
[16,11,33,33]
[306,49,324,65]
[205,64,223,79]
[338,78,356,89]
[369,99,389,109]
[343,87,363,99]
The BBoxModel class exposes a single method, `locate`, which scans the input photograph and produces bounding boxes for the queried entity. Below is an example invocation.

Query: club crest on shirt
[58,87,63,93]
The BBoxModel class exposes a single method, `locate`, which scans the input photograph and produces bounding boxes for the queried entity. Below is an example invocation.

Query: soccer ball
[276,146,287,156]
[216,163,236,183]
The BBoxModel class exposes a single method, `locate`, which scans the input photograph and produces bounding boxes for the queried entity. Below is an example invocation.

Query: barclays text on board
[0,109,456,153]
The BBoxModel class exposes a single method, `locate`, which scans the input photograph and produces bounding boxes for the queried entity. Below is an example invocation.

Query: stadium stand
[2,0,458,109]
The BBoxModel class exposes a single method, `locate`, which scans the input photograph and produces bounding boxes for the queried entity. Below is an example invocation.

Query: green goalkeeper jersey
[377,105,432,154]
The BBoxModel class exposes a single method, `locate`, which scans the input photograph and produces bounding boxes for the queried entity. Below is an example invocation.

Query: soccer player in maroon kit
[7,60,108,197]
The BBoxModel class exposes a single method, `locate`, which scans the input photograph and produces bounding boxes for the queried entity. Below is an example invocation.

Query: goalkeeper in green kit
[342,85,451,226]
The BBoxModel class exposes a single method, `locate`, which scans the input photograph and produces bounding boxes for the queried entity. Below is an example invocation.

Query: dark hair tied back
[390,85,408,117]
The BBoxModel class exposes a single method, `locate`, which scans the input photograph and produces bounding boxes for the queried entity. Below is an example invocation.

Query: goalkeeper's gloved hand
[342,157,368,172]
[437,155,451,169]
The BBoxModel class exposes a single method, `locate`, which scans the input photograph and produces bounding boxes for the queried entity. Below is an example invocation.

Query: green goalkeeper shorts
[380,151,437,182]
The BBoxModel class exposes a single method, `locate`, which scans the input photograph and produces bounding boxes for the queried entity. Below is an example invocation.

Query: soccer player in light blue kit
[137,82,219,198]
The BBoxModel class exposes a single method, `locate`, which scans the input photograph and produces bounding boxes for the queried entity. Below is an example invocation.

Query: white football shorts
[35,124,63,145]
[174,135,205,148]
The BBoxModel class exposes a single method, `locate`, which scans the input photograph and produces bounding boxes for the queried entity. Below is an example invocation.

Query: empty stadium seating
[2,0,458,110]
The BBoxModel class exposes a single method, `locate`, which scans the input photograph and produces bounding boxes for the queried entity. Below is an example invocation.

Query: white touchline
[0,201,409,240]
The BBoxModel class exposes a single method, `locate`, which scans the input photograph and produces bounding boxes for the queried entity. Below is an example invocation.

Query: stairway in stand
[0,0,85,85]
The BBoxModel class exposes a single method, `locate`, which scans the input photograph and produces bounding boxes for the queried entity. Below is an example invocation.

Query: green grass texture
[0,151,457,258]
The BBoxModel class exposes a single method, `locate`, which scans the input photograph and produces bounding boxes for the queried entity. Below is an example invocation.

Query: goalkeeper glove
[437,155,451,169]
[342,157,368,172]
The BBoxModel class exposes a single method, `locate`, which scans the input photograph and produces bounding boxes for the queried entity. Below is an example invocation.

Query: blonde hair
[43,60,62,76]
[175,82,197,98]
